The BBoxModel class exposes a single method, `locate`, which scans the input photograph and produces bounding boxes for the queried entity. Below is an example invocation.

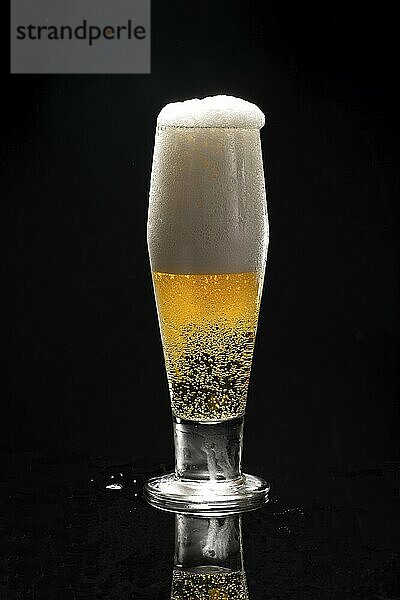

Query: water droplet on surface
[106,483,123,490]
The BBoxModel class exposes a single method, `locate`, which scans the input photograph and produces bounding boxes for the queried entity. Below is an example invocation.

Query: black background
[2,0,399,473]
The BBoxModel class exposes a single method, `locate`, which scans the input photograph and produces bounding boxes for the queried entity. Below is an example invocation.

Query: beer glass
[145,95,269,514]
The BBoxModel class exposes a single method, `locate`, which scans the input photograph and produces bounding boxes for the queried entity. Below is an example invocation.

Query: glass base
[144,416,269,515]
[144,473,269,516]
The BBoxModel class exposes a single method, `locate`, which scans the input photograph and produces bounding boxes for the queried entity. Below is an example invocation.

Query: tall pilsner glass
[145,95,269,514]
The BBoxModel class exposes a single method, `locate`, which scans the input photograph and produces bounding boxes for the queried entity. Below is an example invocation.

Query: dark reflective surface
[2,452,399,599]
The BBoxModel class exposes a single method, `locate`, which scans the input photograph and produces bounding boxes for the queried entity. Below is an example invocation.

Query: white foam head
[157,95,265,129]
[148,96,269,274]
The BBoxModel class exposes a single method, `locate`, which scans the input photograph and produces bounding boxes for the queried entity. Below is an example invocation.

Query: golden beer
[153,272,263,421]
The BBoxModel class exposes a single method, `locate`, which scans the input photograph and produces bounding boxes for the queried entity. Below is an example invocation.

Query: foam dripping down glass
[145,95,270,514]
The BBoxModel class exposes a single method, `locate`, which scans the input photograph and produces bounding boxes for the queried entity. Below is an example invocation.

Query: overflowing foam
[157,95,265,129]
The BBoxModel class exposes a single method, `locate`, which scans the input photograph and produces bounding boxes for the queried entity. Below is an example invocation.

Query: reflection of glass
[171,514,249,600]
[145,95,270,514]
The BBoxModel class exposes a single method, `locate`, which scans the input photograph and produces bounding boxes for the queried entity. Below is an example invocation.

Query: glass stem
[173,416,244,482]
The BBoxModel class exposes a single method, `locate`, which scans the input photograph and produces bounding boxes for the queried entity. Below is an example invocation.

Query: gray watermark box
[11,0,151,74]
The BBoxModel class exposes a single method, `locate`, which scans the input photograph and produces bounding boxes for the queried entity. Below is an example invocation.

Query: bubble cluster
[153,272,262,421]
[171,569,249,600]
